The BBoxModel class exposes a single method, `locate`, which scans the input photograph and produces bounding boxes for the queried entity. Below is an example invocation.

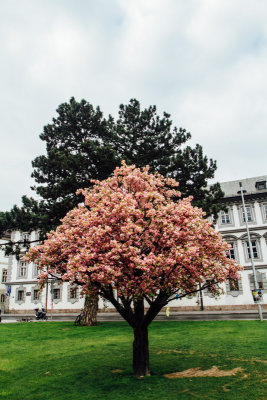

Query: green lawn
[0,320,266,400]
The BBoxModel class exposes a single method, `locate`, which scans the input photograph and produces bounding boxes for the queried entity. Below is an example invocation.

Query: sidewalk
[1,309,266,323]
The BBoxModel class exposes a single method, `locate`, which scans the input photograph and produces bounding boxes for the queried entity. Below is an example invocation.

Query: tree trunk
[81,293,98,326]
[133,326,150,377]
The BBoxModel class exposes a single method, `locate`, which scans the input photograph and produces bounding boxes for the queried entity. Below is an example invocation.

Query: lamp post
[238,182,263,321]
[199,283,204,311]
[45,280,48,313]
[50,279,57,321]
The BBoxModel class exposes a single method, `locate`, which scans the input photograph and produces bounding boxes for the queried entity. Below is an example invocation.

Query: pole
[50,279,55,321]
[45,280,48,313]
[199,283,204,311]
[239,182,263,321]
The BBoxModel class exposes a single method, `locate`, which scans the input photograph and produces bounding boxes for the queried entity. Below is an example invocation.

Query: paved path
[1,309,266,323]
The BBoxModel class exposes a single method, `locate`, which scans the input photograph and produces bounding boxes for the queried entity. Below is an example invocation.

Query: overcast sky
[1,0,266,211]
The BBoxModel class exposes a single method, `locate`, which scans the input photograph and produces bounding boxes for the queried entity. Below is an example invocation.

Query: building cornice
[243,265,267,270]
[5,280,38,285]
[222,192,267,204]
[219,226,267,235]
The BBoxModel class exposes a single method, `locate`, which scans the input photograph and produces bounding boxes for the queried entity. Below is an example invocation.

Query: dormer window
[255,181,266,190]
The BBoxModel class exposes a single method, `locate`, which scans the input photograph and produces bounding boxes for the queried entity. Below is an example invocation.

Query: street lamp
[238,182,263,321]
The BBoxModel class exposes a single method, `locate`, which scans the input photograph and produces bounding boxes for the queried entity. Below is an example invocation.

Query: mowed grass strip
[0,320,266,400]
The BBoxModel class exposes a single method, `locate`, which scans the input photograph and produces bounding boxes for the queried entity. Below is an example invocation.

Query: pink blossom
[27,162,240,301]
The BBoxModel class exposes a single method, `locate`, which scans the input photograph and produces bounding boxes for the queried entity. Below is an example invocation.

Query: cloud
[0,0,267,209]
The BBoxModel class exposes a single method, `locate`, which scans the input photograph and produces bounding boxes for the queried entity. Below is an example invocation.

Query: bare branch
[144,294,153,306]
[167,280,218,302]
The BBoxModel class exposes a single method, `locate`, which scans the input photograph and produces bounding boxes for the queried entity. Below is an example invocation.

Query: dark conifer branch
[0,97,224,332]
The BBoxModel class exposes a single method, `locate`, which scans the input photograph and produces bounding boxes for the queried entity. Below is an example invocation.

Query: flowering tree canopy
[26,163,240,376]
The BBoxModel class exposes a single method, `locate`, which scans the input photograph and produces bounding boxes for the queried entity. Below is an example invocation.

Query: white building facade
[4,231,87,314]
[0,233,10,313]
[171,175,267,310]
[3,176,267,313]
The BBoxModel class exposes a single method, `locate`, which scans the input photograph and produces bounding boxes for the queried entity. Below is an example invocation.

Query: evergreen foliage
[0,97,223,240]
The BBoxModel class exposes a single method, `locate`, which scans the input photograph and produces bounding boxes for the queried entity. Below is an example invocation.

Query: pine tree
[112,99,223,217]
[1,97,224,325]
[30,97,118,226]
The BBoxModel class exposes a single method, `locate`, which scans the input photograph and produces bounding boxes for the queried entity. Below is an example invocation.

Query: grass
[0,320,266,400]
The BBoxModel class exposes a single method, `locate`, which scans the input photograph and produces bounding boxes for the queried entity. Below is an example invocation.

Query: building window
[242,206,253,222]
[70,287,78,299]
[228,278,239,291]
[68,285,79,303]
[246,240,259,259]
[204,279,218,297]
[220,210,231,224]
[255,181,266,190]
[52,288,60,300]
[2,269,7,283]
[18,261,27,277]
[17,290,24,301]
[227,243,236,259]
[0,294,5,303]
[33,289,40,301]
[32,263,38,277]
[249,272,267,292]
[226,276,243,296]
[21,232,30,241]
[263,204,267,220]
[258,281,263,289]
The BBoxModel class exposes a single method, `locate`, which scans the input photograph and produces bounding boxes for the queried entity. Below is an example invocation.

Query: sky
[1,0,267,211]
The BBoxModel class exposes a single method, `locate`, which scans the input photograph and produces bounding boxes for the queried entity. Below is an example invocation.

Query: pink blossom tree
[26,163,240,377]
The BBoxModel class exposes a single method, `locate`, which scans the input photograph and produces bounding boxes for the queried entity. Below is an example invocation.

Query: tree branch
[143,291,169,328]
[100,286,135,327]
[167,279,218,302]
[144,294,153,306]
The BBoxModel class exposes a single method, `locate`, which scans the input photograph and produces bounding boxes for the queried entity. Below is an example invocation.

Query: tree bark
[133,326,150,377]
[81,293,98,326]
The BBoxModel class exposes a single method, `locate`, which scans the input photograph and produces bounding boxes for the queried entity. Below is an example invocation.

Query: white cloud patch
[0,0,267,209]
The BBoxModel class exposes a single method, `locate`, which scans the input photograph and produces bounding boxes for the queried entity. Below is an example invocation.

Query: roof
[219,176,267,198]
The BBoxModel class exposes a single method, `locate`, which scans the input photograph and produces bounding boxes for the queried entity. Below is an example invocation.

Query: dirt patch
[230,357,267,365]
[111,369,122,373]
[157,349,195,355]
[164,366,244,378]
[244,358,267,364]
[157,350,183,354]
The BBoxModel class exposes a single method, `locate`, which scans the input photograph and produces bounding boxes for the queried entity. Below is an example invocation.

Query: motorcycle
[35,308,47,320]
